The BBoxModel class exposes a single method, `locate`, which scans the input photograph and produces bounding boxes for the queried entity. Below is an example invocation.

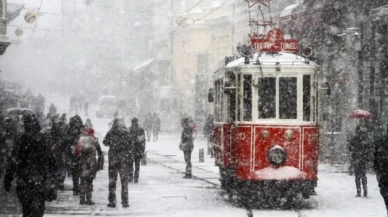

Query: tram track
[148,151,310,217]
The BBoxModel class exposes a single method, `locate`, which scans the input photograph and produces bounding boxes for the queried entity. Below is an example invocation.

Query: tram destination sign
[250,28,299,53]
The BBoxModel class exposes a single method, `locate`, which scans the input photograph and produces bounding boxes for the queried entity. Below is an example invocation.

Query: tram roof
[226,52,318,68]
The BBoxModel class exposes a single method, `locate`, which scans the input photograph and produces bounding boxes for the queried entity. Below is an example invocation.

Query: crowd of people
[0,99,148,216]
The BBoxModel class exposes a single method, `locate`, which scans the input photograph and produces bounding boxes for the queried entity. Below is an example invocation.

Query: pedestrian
[374,127,388,216]
[4,114,57,217]
[103,118,132,208]
[84,99,89,117]
[84,118,93,129]
[51,113,69,190]
[75,127,104,205]
[349,124,370,197]
[152,113,160,142]
[179,118,194,179]
[66,115,84,195]
[144,112,153,142]
[49,103,57,117]
[128,117,146,183]
[203,114,214,158]
[0,117,18,178]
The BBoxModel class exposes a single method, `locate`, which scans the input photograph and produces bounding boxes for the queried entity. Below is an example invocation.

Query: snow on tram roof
[226,52,318,68]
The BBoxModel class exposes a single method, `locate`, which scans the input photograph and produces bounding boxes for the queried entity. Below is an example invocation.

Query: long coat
[129,125,146,159]
[181,126,194,152]
[103,126,132,165]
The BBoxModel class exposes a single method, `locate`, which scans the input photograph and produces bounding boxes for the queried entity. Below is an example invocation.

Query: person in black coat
[128,117,146,183]
[180,118,194,179]
[103,118,132,208]
[4,114,57,217]
[50,113,69,190]
[349,124,370,197]
[66,115,84,195]
[203,114,214,158]
[374,127,388,216]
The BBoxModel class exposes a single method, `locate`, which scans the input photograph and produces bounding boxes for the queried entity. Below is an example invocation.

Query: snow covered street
[0,94,386,217]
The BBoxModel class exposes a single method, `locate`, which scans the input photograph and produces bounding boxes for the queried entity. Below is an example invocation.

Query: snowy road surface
[0,94,386,217]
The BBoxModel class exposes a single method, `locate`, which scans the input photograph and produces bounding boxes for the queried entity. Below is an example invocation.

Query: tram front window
[258,77,276,119]
[279,77,297,119]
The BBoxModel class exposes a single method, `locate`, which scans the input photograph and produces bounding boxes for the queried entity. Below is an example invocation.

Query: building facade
[0,0,10,55]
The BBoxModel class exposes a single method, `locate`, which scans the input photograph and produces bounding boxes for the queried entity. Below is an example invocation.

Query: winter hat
[84,127,94,136]
[132,117,138,124]
[57,113,67,123]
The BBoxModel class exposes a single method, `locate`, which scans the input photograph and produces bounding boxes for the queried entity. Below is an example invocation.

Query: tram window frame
[214,80,222,122]
[237,74,242,121]
[303,75,311,121]
[225,72,237,122]
[243,75,253,121]
[279,77,297,119]
[258,77,276,119]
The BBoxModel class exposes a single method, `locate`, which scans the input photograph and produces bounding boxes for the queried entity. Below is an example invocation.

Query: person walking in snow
[144,112,153,142]
[66,115,84,195]
[374,127,388,215]
[4,114,57,217]
[103,118,132,208]
[180,118,194,179]
[152,113,160,142]
[76,127,103,205]
[51,113,69,190]
[49,103,57,117]
[128,117,146,183]
[203,114,214,158]
[349,124,370,197]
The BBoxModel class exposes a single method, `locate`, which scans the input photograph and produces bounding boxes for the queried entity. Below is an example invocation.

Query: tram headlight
[267,145,287,167]
[285,130,294,141]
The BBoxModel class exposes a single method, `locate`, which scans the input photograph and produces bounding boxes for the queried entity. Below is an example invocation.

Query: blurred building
[0,0,10,55]
[167,0,234,132]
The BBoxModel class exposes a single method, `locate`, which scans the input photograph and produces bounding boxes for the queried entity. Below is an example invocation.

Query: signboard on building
[250,28,298,53]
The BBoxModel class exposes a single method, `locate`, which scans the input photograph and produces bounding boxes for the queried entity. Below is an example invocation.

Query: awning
[6,3,25,24]
[133,58,155,71]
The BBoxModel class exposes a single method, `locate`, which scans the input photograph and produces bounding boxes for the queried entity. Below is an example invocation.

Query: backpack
[76,136,96,157]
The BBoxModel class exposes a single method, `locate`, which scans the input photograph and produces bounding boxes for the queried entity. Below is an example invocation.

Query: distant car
[96,96,119,118]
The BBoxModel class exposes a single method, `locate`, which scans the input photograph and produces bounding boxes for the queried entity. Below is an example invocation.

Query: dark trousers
[355,163,367,195]
[183,150,192,176]
[17,186,45,217]
[72,159,80,193]
[80,177,93,202]
[55,153,67,187]
[377,174,388,214]
[128,157,141,181]
[108,162,129,205]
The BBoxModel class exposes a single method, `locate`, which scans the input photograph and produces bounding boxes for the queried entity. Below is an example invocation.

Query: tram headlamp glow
[285,130,294,141]
[261,130,269,139]
[268,145,287,167]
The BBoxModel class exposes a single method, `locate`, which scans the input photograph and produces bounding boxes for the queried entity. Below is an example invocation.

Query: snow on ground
[0,93,385,217]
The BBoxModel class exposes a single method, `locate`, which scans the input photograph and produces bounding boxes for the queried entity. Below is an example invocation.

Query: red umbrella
[349,109,373,118]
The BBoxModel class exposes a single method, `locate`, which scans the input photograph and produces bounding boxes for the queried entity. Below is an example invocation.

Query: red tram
[209,30,320,203]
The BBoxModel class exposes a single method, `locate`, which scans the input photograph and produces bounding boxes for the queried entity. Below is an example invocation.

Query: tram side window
[279,77,297,119]
[243,75,252,121]
[303,75,311,121]
[215,80,221,122]
[258,77,276,119]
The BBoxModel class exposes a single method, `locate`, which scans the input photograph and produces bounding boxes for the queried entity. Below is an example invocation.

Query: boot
[107,203,116,208]
[122,203,129,208]
[86,201,95,205]
[80,198,86,205]
[183,174,192,179]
